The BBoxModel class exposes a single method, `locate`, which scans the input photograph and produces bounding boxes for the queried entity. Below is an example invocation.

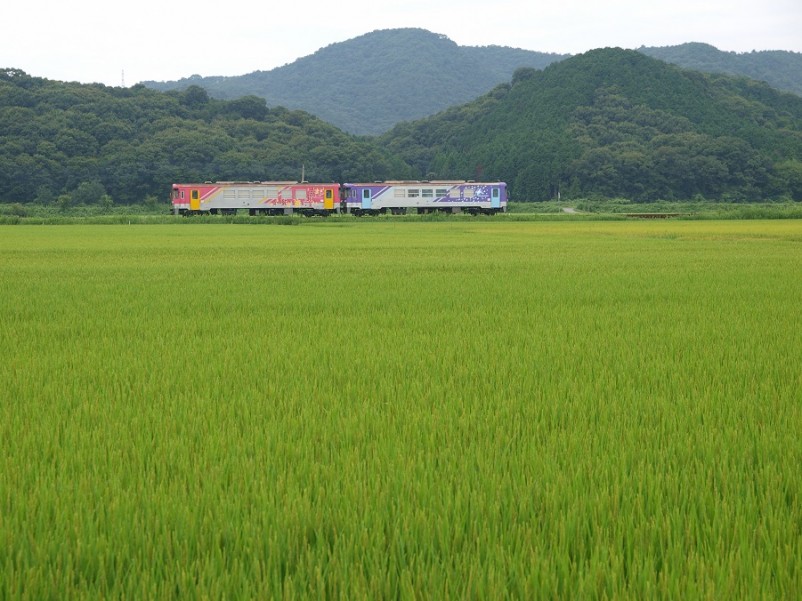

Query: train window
[394,188,406,198]
[422,189,434,198]
[325,189,332,199]
[180,190,185,199]
[280,189,292,200]
[408,189,420,198]
[266,187,278,198]
[492,188,500,198]
[296,189,307,200]
[436,189,448,197]
[224,189,237,199]
[362,189,370,199]
[191,189,199,200]
[464,187,474,198]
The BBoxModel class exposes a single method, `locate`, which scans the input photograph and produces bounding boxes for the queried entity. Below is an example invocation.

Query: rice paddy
[1,220,800,598]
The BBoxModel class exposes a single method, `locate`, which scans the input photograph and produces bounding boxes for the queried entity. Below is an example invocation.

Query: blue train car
[342,181,507,215]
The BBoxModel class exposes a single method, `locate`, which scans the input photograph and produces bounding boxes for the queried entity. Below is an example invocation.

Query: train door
[491,187,501,209]
[361,188,372,209]
[324,188,334,210]
[190,189,200,211]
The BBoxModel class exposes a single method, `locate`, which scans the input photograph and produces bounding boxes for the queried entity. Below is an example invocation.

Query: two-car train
[170,180,507,216]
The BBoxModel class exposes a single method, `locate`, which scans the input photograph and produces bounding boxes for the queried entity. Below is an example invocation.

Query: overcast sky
[4,0,801,86]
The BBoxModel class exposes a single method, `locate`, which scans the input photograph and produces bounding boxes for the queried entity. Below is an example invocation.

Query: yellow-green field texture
[1,221,800,598]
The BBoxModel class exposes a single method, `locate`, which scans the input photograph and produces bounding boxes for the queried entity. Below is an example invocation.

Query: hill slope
[639,43,802,97]
[5,48,802,205]
[142,32,802,139]
[143,28,568,135]
[381,48,802,201]
[0,69,410,204]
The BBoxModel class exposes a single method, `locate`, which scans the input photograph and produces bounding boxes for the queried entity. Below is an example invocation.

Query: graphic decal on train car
[434,185,491,203]
[261,185,334,208]
[431,184,506,208]
[342,185,392,208]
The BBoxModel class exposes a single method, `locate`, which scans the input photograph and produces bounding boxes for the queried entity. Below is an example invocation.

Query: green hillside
[0,69,410,205]
[143,29,568,135]
[4,48,802,206]
[382,48,802,202]
[639,43,802,97]
[143,31,802,139]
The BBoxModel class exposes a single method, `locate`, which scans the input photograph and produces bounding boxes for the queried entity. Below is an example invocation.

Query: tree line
[0,69,410,206]
[381,49,802,201]
[2,48,802,207]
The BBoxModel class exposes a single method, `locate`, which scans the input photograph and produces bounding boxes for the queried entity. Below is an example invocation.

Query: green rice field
[1,221,801,598]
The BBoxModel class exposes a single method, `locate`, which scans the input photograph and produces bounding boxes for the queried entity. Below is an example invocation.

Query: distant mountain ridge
[143,28,569,135]
[638,42,802,97]
[143,30,802,135]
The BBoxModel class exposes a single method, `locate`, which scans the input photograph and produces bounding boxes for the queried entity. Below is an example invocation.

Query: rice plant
[1,221,800,598]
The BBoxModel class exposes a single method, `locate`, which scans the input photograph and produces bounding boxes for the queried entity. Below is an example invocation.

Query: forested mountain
[0,69,411,204]
[381,49,802,201]
[639,43,802,97]
[143,30,802,139]
[3,48,802,206]
[143,29,568,135]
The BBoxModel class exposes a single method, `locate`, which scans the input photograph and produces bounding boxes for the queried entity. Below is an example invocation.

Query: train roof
[343,180,506,185]
[172,181,337,186]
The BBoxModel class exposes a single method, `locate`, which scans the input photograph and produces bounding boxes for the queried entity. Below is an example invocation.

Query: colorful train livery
[171,181,339,216]
[342,181,506,215]
[171,180,507,216]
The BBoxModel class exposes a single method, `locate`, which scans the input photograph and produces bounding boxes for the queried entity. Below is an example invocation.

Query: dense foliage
[640,42,802,97]
[143,28,568,135]
[382,49,802,201]
[0,69,410,204]
[3,47,802,205]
